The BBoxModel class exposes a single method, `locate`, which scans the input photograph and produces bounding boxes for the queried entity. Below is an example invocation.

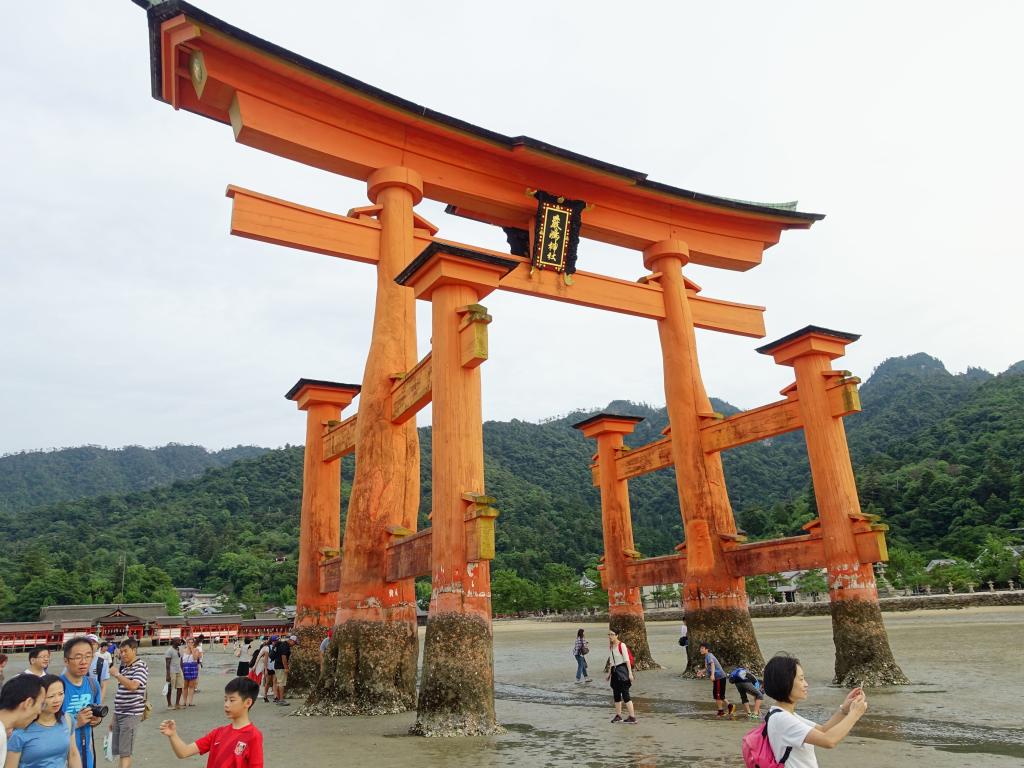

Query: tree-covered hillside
[0,444,268,512]
[0,355,1021,621]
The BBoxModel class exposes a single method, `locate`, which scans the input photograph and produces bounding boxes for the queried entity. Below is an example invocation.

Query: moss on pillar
[684,607,765,676]
[303,619,418,715]
[608,613,659,670]
[831,600,909,685]
[286,625,328,698]
[411,612,501,737]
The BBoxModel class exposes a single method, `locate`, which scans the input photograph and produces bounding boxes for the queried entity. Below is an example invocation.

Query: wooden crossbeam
[594,377,862,484]
[390,353,432,424]
[721,523,886,578]
[322,415,357,461]
[610,520,888,589]
[384,500,499,582]
[613,437,673,483]
[225,187,765,336]
[620,553,688,588]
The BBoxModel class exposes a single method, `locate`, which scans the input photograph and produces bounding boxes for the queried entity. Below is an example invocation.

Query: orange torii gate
[577,326,907,684]
[134,0,905,735]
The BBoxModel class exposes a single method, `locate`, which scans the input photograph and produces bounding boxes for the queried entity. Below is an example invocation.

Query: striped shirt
[114,660,149,716]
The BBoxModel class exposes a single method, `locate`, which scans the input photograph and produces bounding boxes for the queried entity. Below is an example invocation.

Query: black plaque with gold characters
[530,190,585,278]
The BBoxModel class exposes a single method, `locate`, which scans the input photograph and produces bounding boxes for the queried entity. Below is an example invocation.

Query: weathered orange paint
[286,382,359,627]
[765,330,879,603]
[643,241,748,611]
[576,416,646,620]
[335,168,421,626]
[402,251,510,620]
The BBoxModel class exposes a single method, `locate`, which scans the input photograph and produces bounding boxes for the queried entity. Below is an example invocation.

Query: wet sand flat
[16,605,1022,767]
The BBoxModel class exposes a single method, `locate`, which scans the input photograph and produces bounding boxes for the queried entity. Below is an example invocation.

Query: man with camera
[111,638,149,768]
[61,636,107,768]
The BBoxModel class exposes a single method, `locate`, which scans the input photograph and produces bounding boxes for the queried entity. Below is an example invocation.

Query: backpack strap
[763,708,793,765]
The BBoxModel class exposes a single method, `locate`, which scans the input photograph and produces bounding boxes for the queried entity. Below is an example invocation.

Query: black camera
[88,704,109,719]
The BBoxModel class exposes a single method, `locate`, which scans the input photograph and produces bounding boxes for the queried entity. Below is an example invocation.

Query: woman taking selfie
[5,674,82,768]
[762,654,868,767]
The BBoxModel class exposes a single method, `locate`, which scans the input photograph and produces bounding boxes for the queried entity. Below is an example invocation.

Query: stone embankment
[530,589,1024,624]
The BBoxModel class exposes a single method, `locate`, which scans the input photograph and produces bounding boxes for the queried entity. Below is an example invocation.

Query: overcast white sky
[2,1,1022,455]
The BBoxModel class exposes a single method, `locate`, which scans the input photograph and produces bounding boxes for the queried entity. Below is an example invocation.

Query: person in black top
[271,636,294,705]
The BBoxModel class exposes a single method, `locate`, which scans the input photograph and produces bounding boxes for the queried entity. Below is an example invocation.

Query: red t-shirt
[195,723,264,768]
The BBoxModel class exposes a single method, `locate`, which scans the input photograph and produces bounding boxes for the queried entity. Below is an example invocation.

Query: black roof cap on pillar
[394,242,520,287]
[284,378,361,401]
[571,412,646,431]
[755,325,861,356]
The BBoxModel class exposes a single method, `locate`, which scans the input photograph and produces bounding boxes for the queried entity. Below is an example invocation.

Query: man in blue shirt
[61,637,104,768]
[698,642,735,718]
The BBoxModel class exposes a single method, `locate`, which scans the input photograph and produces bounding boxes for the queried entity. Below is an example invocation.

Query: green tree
[745,574,776,602]
[973,535,1019,584]
[886,547,927,590]
[491,569,543,614]
[927,559,977,590]
[795,569,828,601]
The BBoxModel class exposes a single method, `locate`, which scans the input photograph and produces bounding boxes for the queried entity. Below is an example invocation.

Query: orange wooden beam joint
[383,497,499,582]
[592,376,862,485]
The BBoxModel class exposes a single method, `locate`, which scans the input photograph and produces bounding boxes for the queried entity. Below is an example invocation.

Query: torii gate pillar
[643,240,763,673]
[309,167,427,715]
[398,244,516,736]
[760,327,908,685]
[573,414,657,669]
[283,378,360,695]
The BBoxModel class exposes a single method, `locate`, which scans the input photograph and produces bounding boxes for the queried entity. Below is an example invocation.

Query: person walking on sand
[158,677,263,767]
[604,629,637,724]
[180,640,199,708]
[729,666,764,720]
[762,654,867,767]
[696,642,734,718]
[572,628,592,684]
[165,639,184,710]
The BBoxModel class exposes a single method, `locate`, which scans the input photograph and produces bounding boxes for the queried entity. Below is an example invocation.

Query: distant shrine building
[130,0,909,736]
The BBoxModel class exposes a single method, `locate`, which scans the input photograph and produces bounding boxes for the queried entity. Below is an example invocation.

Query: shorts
[170,672,184,689]
[735,681,764,704]
[275,669,288,686]
[182,661,199,681]
[112,714,141,756]
[236,662,250,677]
[712,678,726,701]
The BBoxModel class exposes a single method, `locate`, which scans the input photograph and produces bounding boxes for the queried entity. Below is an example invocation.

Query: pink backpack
[741,709,792,768]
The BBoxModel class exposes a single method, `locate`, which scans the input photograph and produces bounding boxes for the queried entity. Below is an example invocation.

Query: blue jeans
[575,654,589,680]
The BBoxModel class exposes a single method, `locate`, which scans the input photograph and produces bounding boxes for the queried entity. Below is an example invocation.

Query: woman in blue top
[6,674,82,768]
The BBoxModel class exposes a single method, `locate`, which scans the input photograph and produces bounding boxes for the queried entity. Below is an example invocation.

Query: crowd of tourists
[0,634,267,767]
[572,624,868,765]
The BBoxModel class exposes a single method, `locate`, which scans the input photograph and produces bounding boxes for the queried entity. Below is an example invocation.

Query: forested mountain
[0,444,268,511]
[0,355,1021,621]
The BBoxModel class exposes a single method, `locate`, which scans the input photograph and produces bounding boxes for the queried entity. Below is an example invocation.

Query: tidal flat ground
[23,606,1022,767]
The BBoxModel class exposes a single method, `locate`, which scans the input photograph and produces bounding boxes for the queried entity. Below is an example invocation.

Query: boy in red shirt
[158,677,263,768]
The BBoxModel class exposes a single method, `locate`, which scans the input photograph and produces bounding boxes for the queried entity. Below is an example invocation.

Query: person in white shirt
[762,654,868,768]
[24,647,50,677]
